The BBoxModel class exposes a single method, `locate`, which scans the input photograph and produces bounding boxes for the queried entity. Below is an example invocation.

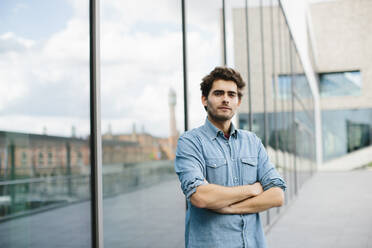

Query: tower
[168,88,178,153]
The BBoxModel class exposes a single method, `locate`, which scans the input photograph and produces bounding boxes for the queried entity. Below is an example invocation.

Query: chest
[201,137,258,186]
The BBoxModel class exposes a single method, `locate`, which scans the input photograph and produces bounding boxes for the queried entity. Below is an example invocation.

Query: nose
[222,93,229,103]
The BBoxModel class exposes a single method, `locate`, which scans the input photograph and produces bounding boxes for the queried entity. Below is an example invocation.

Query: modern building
[309,0,372,163]
[233,0,372,169]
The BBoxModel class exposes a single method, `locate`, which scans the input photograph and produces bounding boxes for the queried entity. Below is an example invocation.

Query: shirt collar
[203,117,238,140]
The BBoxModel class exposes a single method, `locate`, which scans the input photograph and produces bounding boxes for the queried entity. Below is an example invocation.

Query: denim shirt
[175,118,286,248]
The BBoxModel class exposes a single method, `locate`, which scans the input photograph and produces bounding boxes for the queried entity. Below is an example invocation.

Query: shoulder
[237,129,260,143]
[178,126,205,145]
[180,126,202,139]
[176,127,206,156]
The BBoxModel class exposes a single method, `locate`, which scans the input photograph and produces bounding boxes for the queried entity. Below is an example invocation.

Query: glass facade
[0,0,318,247]
[100,0,184,246]
[187,0,224,129]
[232,0,316,227]
[0,0,91,247]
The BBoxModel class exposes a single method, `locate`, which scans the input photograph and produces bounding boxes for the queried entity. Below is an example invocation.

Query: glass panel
[232,0,304,226]
[322,108,372,161]
[225,0,245,68]
[187,0,224,129]
[245,0,265,139]
[100,0,184,246]
[275,2,290,186]
[0,0,91,247]
[292,41,316,188]
[277,7,293,201]
[225,0,247,130]
[319,71,362,97]
[277,74,292,99]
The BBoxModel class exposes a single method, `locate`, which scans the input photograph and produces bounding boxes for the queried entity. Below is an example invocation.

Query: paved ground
[0,176,185,248]
[1,171,372,247]
[102,177,185,248]
[267,170,372,248]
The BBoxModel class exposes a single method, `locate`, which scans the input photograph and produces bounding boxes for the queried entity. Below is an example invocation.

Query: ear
[201,95,208,108]
[237,97,242,107]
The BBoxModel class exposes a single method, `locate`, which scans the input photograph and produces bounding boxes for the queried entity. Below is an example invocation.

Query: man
[175,67,286,248]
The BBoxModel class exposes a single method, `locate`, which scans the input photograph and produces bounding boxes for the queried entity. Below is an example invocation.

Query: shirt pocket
[205,158,228,186]
[240,157,258,184]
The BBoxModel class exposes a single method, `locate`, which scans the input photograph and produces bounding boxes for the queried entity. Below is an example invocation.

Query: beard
[206,102,234,122]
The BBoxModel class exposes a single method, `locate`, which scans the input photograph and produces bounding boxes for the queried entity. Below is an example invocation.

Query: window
[48,150,53,166]
[38,152,44,166]
[22,151,27,167]
[319,71,361,97]
[277,74,310,99]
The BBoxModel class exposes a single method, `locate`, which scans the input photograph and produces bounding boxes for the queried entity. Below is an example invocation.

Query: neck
[207,116,231,135]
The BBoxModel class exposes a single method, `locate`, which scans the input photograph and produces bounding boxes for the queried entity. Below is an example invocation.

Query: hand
[250,182,263,197]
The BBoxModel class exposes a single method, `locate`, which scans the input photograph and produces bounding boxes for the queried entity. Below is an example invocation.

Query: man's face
[202,79,241,122]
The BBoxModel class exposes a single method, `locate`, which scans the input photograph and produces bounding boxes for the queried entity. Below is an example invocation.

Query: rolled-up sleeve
[175,134,208,199]
[255,136,287,191]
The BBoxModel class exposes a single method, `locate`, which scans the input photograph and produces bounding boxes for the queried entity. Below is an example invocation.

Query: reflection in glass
[277,74,312,99]
[0,0,91,247]
[319,71,362,97]
[101,0,184,246]
[187,0,224,129]
[322,108,372,161]
[232,0,316,227]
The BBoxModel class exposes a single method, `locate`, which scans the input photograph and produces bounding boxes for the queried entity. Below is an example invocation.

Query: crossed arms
[190,181,284,214]
[176,134,285,214]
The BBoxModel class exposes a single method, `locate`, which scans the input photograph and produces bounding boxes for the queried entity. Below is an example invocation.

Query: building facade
[309,0,372,162]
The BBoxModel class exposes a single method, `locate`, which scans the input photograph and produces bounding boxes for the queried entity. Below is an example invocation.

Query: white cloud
[0,115,89,138]
[0,32,35,52]
[0,10,90,135]
[0,33,35,112]
[12,3,28,14]
[0,0,227,137]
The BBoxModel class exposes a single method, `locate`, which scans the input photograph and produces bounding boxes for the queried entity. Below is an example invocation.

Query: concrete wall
[309,0,372,110]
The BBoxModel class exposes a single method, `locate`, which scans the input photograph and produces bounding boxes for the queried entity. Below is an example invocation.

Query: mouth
[218,107,231,110]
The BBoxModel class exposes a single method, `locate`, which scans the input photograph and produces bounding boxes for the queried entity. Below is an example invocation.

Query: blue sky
[0,0,72,40]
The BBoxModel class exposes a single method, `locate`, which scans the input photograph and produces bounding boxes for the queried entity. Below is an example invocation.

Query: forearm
[218,187,284,214]
[190,182,261,209]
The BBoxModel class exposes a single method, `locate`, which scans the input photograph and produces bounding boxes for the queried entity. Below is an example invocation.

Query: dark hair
[200,66,245,99]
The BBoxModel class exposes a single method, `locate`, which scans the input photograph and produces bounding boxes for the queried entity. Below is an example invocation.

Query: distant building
[0,131,142,179]
[0,131,89,178]
[102,87,180,161]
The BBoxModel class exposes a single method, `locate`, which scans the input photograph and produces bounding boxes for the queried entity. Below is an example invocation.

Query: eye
[228,92,237,97]
[214,91,224,96]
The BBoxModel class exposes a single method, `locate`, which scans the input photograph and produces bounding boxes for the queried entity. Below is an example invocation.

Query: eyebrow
[212,90,237,94]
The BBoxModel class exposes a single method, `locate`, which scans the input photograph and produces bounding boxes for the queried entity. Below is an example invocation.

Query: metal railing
[0,160,175,222]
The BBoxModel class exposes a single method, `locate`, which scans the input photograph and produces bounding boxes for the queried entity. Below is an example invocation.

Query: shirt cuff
[183,177,208,199]
[262,178,287,191]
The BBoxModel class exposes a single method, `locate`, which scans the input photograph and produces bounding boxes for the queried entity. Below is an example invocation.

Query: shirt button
[231,158,234,161]
[213,164,216,167]
[234,177,238,183]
